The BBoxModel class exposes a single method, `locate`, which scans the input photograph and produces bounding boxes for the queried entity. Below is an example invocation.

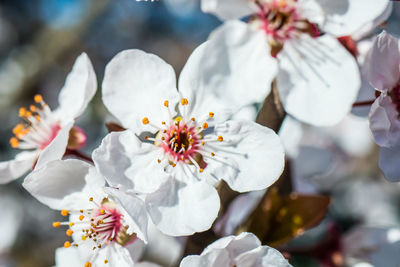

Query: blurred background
[0,1,400,266]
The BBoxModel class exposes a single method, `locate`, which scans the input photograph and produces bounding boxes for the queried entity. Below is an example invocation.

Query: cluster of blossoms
[1,0,399,266]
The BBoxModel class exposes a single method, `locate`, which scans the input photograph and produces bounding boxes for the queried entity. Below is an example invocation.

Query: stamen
[209,112,214,118]
[164,100,169,107]
[61,210,69,216]
[64,241,71,248]
[34,94,43,103]
[181,98,189,106]
[53,222,61,228]
[217,136,223,142]
[142,117,150,125]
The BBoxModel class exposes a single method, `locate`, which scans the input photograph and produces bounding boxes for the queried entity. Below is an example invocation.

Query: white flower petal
[105,187,149,243]
[102,49,179,130]
[379,146,400,182]
[201,0,257,20]
[55,247,85,267]
[93,130,169,194]
[23,159,105,210]
[179,20,277,120]
[0,151,38,184]
[368,31,400,91]
[234,246,292,266]
[55,53,97,120]
[210,120,284,193]
[369,95,400,147]
[318,0,391,36]
[277,35,360,126]
[352,2,393,40]
[34,121,74,170]
[180,251,231,267]
[205,232,261,255]
[146,177,220,236]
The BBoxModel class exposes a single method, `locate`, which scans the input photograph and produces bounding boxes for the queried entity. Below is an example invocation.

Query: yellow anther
[82,236,87,241]
[66,229,74,236]
[172,163,176,167]
[209,112,214,118]
[201,141,205,146]
[181,98,188,106]
[69,222,74,227]
[79,215,85,221]
[12,124,24,135]
[80,210,84,213]
[104,259,108,264]
[217,136,223,142]
[52,222,61,228]
[10,138,19,148]
[100,209,105,215]
[199,168,204,173]
[36,115,41,122]
[34,94,43,103]
[84,262,92,267]
[61,210,69,216]
[64,241,71,248]
[89,197,93,201]
[144,136,149,140]
[202,123,208,129]
[19,107,27,117]
[25,111,32,118]
[191,118,195,121]
[164,100,169,107]
[157,159,161,163]
[29,105,37,112]
[211,152,215,157]
[142,117,150,125]
[175,117,182,123]
[162,121,166,125]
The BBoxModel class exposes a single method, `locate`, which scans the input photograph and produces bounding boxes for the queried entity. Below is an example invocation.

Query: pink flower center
[252,0,319,57]
[10,94,61,150]
[54,198,137,266]
[142,98,223,172]
[160,120,201,162]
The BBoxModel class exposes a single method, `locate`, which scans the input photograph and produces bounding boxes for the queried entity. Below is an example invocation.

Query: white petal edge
[367,31,400,92]
[146,178,220,236]
[277,34,360,126]
[0,151,38,184]
[93,130,169,194]
[318,0,392,36]
[23,159,105,210]
[369,95,400,147]
[210,120,284,193]
[55,53,97,120]
[34,121,74,170]
[102,49,179,130]
[201,0,257,20]
[179,20,277,121]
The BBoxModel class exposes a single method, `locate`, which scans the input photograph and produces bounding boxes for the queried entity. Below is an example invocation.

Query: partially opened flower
[200,0,396,125]
[0,53,97,184]
[180,232,292,267]
[365,31,400,181]
[23,159,149,267]
[93,49,285,236]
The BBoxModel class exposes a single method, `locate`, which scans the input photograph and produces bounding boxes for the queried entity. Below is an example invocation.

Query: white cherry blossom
[365,31,400,181]
[93,48,285,236]
[180,232,292,267]
[23,159,149,267]
[200,0,395,126]
[0,53,97,184]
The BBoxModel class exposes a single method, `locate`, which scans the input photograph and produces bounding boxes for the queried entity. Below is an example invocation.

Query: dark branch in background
[183,80,289,256]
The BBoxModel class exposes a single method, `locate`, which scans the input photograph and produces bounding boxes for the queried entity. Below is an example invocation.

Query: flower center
[53,198,137,266]
[142,98,223,172]
[9,94,61,150]
[251,0,319,57]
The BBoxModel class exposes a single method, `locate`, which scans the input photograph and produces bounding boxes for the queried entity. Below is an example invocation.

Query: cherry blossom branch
[352,100,375,107]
